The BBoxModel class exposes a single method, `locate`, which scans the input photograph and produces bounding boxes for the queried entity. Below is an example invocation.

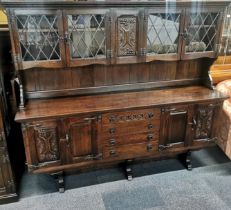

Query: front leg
[51,171,65,193]
[124,160,133,181]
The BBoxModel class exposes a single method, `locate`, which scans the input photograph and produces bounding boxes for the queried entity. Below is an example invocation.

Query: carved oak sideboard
[2,0,230,192]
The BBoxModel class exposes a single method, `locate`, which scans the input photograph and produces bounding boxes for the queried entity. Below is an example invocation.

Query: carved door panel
[8,9,66,70]
[181,7,224,60]
[191,103,218,145]
[111,9,145,64]
[63,9,112,67]
[21,120,61,171]
[62,115,102,164]
[144,8,184,62]
[159,105,193,151]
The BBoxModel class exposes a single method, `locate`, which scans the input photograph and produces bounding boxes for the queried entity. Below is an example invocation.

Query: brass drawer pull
[147,134,154,140]
[148,112,154,118]
[147,144,153,151]
[109,128,116,134]
[148,124,154,129]
[110,150,116,156]
[109,116,116,123]
[109,139,116,145]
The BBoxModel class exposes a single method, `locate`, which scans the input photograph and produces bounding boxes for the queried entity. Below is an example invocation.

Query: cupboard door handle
[65,134,70,145]
[188,117,197,128]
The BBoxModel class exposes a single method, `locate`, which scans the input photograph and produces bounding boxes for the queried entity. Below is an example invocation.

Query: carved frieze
[118,16,137,56]
[195,106,214,139]
[34,126,60,163]
[109,112,154,123]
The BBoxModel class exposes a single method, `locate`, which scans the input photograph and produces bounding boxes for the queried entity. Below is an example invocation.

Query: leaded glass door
[11,9,66,70]
[63,9,111,67]
[181,8,223,60]
[145,8,183,62]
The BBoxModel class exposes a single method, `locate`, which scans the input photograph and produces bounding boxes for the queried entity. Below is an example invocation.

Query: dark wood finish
[15,86,227,122]
[2,0,229,192]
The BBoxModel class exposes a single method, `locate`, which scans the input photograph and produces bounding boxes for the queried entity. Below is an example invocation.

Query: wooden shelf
[15,86,227,122]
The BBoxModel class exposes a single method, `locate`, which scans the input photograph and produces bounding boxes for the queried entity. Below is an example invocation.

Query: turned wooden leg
[185,150,192,171]
[124,160,133,181]
[51,171,65,193]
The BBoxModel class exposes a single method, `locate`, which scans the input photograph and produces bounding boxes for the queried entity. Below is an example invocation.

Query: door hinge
[85,153,102,160]
[107,50,113,58]
[140,48,147,56]
[84,115,102,122]
[158,144,173,151]
[13,54,22,63]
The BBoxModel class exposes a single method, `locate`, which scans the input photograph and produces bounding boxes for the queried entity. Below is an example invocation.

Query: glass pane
[16,14,60,61]
[147,13,180,55]
[185,12,220,53]
[67,14,106,59]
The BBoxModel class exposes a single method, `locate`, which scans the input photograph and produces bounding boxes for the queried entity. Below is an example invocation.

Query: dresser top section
[15,86,228,122]
[2,0,230,8]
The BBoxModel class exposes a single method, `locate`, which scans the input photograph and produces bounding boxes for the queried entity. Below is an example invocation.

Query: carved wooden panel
[34,125,60,163]
[117,16,137,56]
[195,105,214,139]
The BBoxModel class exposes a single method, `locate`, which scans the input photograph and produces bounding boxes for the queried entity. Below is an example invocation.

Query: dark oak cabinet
[2,0,230,192]
[7,4,226,70]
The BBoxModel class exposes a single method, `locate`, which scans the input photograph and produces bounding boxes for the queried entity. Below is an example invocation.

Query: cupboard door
[159,105,193,151]
[111,9,145,64]
[21,120,61,171]
[145,8,184,62]
[63,9,111,67]
[63,115,102,164]
[9,9,66,70]
[191,103,217,145]
[181,8,224,60]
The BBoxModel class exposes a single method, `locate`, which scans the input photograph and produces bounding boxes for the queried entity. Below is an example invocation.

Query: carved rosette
[34,126,60,163]
[118,16,137,56]
[195,107,214,139]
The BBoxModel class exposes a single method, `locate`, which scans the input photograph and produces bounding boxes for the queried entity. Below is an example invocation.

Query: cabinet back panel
[21,59,206,98]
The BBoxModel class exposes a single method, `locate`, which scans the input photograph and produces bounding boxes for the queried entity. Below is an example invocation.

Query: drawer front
[102,120,160,137]
[103,141,158,160]
[102,132,159,147]
[102,108,160,125]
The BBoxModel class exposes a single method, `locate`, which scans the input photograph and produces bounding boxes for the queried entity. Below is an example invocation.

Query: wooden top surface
[15,86,228,122]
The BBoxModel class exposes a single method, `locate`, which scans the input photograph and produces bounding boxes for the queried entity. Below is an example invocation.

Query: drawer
[102,108,160,125]
[102,120,160,137]
[103,142,158,160]
[102,132,159,147]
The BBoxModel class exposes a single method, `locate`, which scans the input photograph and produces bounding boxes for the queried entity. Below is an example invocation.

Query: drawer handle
[147,144,153,151]
[148,112,154,118]
[147,134,154,140]
[148,124,154,129]
[109,139,116,145]
[109,128,116,134]
[110,150,116,156]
